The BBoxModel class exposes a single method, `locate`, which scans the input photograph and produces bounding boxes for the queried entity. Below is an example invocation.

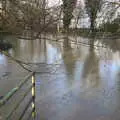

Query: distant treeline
[0,0,120,35]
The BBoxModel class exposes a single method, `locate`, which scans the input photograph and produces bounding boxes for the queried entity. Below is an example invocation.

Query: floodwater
[0,34,120,120]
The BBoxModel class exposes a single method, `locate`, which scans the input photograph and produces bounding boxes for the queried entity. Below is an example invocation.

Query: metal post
[32,73,36,119]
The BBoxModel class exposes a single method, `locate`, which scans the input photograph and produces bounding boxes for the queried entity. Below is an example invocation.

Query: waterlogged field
[0,34,120,120]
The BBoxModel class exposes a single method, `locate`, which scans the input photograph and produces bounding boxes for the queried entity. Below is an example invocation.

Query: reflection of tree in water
[62,35,76,85]
[89,34,96,49]
[63,35,71,48]
[82,47,100,88]
[91,34,120,52]
[15,40,34,60]
[102,39,120,52]
[15,38,47,62]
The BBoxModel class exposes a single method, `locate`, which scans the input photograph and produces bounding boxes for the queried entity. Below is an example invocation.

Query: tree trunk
[90,19,95,32]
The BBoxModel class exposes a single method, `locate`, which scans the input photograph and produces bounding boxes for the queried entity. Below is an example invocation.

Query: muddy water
[0,35,120,120]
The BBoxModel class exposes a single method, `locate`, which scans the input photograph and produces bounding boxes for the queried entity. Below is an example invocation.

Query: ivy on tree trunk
[62,0,77,32]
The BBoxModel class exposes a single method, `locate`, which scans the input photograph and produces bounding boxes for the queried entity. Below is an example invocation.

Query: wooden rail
[0,72,36,120]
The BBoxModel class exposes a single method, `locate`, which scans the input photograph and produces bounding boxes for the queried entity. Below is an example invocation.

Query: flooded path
[0,34,120,120]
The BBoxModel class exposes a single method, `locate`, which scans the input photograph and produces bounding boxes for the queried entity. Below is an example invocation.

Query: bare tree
[62,0,77,32]
[85,0,103,32]
[0,0,62,35]
[98,0,120,32]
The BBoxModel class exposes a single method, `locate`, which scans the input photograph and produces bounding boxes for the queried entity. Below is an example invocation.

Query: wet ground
[0,34,120,120]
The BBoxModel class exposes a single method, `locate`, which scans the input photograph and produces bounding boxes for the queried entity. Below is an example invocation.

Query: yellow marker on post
[32,73,36,119]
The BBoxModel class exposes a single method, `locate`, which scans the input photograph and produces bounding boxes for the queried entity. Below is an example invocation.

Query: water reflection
[82,48,100,88]
[63,35,71,48]
[1,34,120,120]
[0,54,7,65]
[14,39,63,64]
[0,54,8,76]
[62,37,76,87]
